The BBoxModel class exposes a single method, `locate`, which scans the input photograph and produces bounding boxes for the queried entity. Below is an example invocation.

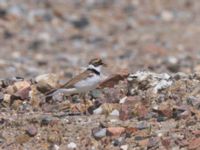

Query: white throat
[88,64,101,73]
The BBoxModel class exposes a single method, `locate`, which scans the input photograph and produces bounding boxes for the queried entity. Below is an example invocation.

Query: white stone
[120,96,127,104]
[53,144,60,150]
[67,142,77,149]
[93,107,103,115]
[120,144,128,150]
[110,109,120,116]
[161,10,174,22]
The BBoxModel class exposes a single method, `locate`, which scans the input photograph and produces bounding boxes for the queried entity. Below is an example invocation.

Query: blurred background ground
[1,0,200,150]
[1,0,200,79]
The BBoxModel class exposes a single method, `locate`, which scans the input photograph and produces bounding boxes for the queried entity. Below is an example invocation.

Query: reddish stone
[119,104,129,121]
[135,103,148,119]
[107,127,125,136]
[188,138,200,150]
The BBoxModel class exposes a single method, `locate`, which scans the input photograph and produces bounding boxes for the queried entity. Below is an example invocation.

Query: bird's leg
[80,93,89,115]
[80,92,86,104]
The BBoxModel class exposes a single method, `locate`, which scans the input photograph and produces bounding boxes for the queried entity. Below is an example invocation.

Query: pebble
[26,125,37,137]
[120,144,128,150]
[92,128,107,140]
[14,81,30,91]
[89,89,102,99]
[112,136,125,146]
[67,142,77,149]
[71,16,89,29]
[35,73,59,93]
[136,121,149,130]
[107,127,126,136]
[161,10,174,22]
[165,56,180,72]
[47,132,62,145]
[93,106,103,115]
[187,96,200,109]
[110,109,120,116]
[52,144,60,150]
[40,116,54,126]
[119,96,127,104]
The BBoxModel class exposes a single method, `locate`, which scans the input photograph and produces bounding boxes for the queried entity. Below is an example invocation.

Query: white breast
[74,74,102,92]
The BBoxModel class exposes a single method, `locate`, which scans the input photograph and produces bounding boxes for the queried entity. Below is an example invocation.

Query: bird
[46,58,107,101]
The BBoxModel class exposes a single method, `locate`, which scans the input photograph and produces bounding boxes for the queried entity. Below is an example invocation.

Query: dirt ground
[0,0,200,150]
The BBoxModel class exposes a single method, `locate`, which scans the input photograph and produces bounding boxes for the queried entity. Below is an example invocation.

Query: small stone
[13,86,31,100]
[3,30,14,39]
[173,105,191,119]
[26,125,37,137]
[52,144,60,150]
[188,138,200,150]
[6,80,30,96]
[2,94,11,107]
[1,76,24,88]
[192,130,200,136]
[135,136,145,141]
[67,142,77,149]
[119,104,129,121]
[161,10,174,22]
[136,121,149,130]
[147,137,159,148]
[164,56,179,72]
[47,132,62,145]
[89,89,102,99]
[135,103,148,119]
[0,8,7,18]
[113,136,125,146]
[92,128,107,140]
[154,103,173,118]
[51,92,65,102]
[15,134,31,144]
[14,81,30,91]
[35,74,59,93]
[41,116,54,126]
[71,95,81,103]
[120,144,128,150]
[71,16,89,29]
[112,139,120,146]
[138,139,149,147]
[157,116,168,122]
[11,100,22,110]
[187,96,200,109]
[161,137,171,149]
[173,72,188,80]
[93,107,103,115]
[126,127,138,136]
[107,127,125,136]
[29,40,43,50]
[110,109,120,116]
[119,96,127,104]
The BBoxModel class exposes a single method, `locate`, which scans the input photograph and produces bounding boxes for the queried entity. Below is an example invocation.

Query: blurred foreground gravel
[1,0,200,149]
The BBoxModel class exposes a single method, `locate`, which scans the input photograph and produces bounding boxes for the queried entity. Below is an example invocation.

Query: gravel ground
[0,0,200,150]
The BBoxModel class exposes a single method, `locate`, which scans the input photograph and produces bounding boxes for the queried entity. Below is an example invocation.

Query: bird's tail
[45,88,58,96]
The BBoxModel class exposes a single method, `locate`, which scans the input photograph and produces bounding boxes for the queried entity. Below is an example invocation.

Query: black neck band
[87,68,100,75]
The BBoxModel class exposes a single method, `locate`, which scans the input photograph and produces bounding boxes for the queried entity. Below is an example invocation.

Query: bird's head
[89,58,107,67]
[88,58,107,73]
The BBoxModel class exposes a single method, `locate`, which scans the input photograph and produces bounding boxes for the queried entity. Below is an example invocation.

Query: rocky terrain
[0,0,200,149]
